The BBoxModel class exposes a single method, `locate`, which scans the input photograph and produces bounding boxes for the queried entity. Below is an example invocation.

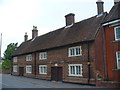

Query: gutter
[87,43,91,84]
[102,19,120,26]
[12,40,94,57]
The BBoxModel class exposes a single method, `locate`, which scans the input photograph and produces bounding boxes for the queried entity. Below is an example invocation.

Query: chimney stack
[65,13,75,26]
[96,0,104,15]
[32,26,38,39]
[114,0,120,5]
[24,32,28,42]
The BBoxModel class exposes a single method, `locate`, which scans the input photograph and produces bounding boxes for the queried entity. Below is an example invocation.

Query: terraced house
[11,0,120,87]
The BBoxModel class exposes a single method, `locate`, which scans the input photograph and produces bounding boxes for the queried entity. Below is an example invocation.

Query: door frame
[19,67,24,76]
[51,67,63,81]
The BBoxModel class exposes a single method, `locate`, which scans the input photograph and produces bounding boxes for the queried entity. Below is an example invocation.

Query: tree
[3,43,18,60]
[2,60,12,69]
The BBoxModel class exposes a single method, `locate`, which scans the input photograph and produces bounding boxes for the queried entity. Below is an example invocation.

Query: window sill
[68,55,82,57]
[112,69,120,71]
[39,73,47,75]
[111,40,120,43]
[39,59,47,60]
[69,75,82,77]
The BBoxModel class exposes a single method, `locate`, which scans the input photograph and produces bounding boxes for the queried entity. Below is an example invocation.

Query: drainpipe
[34,53,37,76]
[101,26,107,80]
[87,43,91,84]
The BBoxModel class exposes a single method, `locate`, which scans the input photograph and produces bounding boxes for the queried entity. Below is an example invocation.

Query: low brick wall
[2,69,11,74]
[96,80,120,88]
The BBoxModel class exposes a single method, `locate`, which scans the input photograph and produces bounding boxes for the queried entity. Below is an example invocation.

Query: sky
[0,0,114,57]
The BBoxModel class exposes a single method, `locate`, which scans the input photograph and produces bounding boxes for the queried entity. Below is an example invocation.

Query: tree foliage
[2,60,12,69]
[3,43,18,60]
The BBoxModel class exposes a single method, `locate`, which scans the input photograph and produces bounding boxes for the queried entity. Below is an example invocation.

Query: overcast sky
[0,0,114,57]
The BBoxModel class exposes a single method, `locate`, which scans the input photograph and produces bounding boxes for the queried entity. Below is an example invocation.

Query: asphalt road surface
[1,74,104,88]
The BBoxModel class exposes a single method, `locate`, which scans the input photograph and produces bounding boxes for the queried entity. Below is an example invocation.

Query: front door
[19,67,24,76]
[51,67,63,81]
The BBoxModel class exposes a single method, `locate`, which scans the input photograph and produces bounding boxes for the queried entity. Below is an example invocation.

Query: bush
[97,74,102,80]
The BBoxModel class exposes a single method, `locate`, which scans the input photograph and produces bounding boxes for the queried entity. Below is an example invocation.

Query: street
[2,74,103,88]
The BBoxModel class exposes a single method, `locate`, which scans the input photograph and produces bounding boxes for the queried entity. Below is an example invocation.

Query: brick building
[102,1,120,82]
[11,0,120,86]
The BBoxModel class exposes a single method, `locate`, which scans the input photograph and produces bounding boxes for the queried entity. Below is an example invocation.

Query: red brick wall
[35,42,96,84]
[12,42,96,84]
[104,25,120,82]
[94,28,105,80]
[12,54,35,77]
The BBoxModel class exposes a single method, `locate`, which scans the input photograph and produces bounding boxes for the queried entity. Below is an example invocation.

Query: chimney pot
[24,32,28,42]
[32,26,38,39]
[96,0,104,15]
[65,13,75,26]
[114,0,120,5]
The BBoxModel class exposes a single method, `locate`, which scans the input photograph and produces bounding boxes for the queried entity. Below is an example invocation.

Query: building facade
[11,0,120,86]
[102,1,120,82]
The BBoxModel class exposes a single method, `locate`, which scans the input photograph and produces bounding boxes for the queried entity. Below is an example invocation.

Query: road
[1,74,104,88]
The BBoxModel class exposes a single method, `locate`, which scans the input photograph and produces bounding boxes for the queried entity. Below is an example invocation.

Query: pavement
[1,74,105,88]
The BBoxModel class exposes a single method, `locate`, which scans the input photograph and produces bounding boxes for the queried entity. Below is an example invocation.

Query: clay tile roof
[103,2,120,23]
[12,13,106,56]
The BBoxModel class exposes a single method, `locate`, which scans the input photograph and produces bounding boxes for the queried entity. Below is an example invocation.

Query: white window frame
[68,64,82,76]
[114,26,120,41]
[13,57,17,62]
[69,46,82,57]
[39,65,47,74]
[26,54,32,61]
[26,65,32,74]
[13,65,17,72]
[39,52,47,60]
[116,51,120,69]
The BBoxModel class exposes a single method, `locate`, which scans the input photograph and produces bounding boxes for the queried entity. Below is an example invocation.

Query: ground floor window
[116,51,120,69]
[68,64,82,76]
[13,65,17,72]
[39,65,47,74]
[26,65,32,74]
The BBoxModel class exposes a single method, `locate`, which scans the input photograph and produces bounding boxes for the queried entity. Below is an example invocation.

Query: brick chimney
[65,13,75,26]
[32,26,38,39]
[114,0,120,5]
[24,32,28,42]
[96,0,104,15]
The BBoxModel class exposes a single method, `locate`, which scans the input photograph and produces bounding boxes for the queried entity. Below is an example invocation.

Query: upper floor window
[39,65,47,74]
[39,52,47,60]
[13,57,17,62]
[68,64,82,76]
[26,54,32,61]
[69,46,82,57]
[13,65,17,72]
[26,65,32,74]
[116,51,120,69]
[114,26,120,40]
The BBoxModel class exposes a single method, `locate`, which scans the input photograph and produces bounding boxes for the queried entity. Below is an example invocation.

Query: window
[13,57,17,62]
[26,54,32,61]
[116,51,120,69]
[39,65,47,74]
[69,64,82,76]
[39,52,47,60]
[69,46,82,57]
[26,65,32,73]
[13,65,17,72]
[114,26,120,40]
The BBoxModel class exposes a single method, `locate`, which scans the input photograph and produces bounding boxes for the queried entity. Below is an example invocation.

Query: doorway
[19,67,24,76]
[51,67,63,81]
